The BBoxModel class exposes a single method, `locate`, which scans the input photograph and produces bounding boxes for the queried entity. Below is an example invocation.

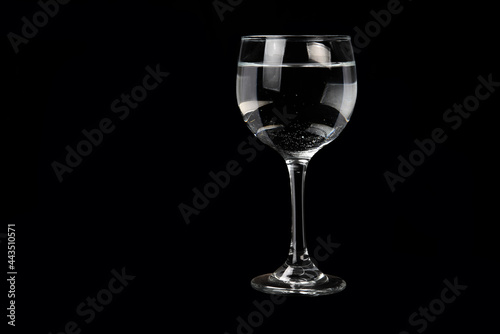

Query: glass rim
[241,35,351,41]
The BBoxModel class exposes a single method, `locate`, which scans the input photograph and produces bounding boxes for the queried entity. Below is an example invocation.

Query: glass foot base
[251,273,346,296]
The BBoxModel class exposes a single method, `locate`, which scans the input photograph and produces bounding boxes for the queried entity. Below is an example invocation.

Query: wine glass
[236,35,357,296]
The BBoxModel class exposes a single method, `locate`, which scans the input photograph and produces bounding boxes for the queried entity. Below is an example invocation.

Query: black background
[2,0,498,333]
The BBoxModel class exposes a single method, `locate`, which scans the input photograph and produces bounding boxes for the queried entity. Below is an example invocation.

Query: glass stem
[286,159,310,266]
[271,158,323,284]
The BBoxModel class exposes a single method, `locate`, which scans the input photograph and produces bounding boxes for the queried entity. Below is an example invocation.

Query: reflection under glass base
[251,273,346,297]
